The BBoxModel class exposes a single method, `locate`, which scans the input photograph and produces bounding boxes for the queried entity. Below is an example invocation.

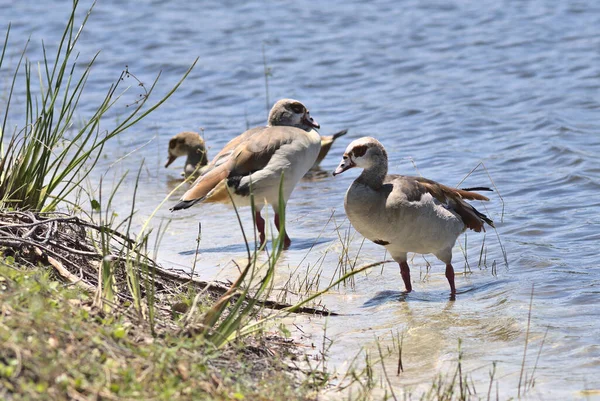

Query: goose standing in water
[171,99,321,249]
[333,137,494,296]
[165,131,209,178]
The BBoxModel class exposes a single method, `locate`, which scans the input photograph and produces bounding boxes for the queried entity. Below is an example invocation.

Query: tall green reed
[188,174,287,348]
[0,0,196,335]
[0,0,197,211]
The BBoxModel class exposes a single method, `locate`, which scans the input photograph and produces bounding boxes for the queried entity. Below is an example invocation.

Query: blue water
[3,1,600,399]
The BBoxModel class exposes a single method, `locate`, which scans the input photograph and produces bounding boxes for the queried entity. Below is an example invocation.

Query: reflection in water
[301,168,331,182]
[165,176,190,192]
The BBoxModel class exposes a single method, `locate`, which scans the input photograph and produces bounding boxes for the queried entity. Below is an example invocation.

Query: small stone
[171,302,189,315]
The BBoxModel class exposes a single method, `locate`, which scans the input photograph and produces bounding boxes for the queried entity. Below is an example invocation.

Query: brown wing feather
[177,127,269,205]
[451,200,487,232]
[180,162,231,202]
[414,177,490,201]
[451,187,490,201]
[201,179,230,203]
[176,126,300,206]
[226,127,297,177]
[413,177,493,232]
[205,127,265,171]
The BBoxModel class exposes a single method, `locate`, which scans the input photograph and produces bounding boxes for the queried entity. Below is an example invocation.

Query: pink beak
[333,157,354,176]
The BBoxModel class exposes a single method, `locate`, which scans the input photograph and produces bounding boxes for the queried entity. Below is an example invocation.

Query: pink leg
[274,213,291,250]
[445,263,456,295]
[399,261,412,293]
[255,211,266,246]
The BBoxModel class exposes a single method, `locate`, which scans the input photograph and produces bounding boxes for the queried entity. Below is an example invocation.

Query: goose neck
[358,162,387,188]
[185,147,206,170]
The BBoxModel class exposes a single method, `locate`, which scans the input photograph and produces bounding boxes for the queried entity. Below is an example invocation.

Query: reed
[0,0,197,335]
[456,161,508,270]
[0,0,197,212]
[181,174,288,348]
[262,43,272,117]
[1,0,196,334]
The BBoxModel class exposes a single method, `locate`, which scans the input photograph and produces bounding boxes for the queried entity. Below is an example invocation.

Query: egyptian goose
[333,137,494,295]
[165,131,209,178]
[171,99,321,249]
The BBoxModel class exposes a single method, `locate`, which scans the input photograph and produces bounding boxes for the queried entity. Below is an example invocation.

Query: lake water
[3,0,600,399]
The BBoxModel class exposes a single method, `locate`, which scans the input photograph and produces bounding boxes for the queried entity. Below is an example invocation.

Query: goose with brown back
[333,137,494,296]
[171,99,321,249]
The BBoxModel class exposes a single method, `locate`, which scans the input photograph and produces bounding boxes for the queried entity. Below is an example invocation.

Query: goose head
[333,137,387,176]
[165,131,208,168]
[267,99,320,130]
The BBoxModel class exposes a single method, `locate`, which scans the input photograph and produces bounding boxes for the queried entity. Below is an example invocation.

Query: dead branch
[0,211,335,316]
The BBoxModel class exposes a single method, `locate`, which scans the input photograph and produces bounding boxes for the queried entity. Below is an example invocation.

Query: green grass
[0,261,319,401]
